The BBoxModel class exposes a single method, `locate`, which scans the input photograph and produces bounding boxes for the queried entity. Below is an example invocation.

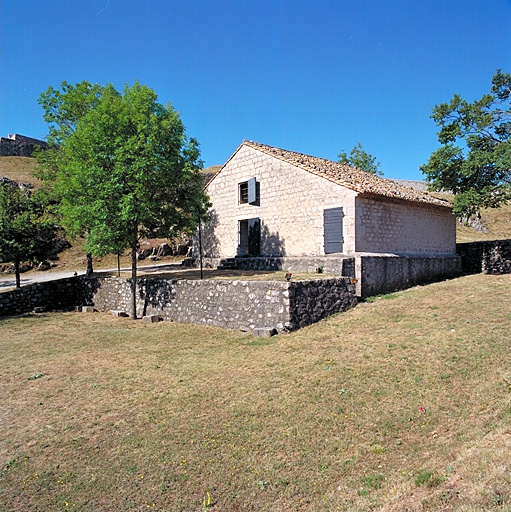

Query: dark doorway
[324,207,344,253]
[238,218,261,256]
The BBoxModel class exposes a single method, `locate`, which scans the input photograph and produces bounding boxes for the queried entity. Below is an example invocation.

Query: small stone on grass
[143,315,160,323]
[110,310,128,317]
[253,327,277,337]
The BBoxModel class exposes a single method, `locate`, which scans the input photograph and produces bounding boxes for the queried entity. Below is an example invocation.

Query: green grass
[1,273,511,511]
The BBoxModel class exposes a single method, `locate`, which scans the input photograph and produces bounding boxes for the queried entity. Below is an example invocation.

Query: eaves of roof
[205,141,452,209]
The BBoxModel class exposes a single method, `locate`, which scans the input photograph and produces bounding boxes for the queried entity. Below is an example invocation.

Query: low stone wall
[197,254,461,298]
[289,279,358,329]
[357,255,461,298]
[78,276,357,332]
[0,277,78,317]
[201,256,356,276]
[456,240,511,275]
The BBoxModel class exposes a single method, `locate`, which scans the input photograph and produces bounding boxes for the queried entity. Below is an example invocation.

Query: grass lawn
[1,274,511,511]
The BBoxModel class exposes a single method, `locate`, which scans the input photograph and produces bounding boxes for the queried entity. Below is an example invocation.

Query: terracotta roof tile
[207,141,452,209]
[244,141,451,208]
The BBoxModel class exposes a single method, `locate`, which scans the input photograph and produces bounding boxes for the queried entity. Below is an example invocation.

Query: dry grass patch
[48,237,184,274]
[430,191,511,242]
[0,156,42,187]
[456,203,511,242]
[1,274,510,511]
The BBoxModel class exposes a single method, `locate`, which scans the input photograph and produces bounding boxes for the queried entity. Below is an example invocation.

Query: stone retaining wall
[1,276,357,332]
[202,256,356,276]
[289,279,358,329]
[356,255,461,297]
[0,277,77,317]
[78,276,357,332]
[456,240,511,274]
[0,134,48,157]
[199,254,461,298]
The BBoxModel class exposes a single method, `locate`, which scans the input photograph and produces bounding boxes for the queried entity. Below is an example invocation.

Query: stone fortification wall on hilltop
[0,134,48,157]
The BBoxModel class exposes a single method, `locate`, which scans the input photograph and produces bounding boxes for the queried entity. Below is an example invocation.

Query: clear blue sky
[1,0,510,180]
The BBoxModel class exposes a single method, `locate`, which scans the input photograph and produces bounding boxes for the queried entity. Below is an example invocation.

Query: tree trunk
[86,253,94,276]
[14,258,21,289]
[130,246,137,320]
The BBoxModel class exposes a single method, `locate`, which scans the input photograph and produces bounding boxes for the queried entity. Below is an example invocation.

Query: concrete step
[217,258,238,270]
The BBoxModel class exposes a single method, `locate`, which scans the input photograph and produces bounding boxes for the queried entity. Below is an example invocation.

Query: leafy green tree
[338,142,383,175]
[51,82,209,319]
[0,184,56,288]
[36,81,105,275]
[421,69,511,219]
[38,80,105,145]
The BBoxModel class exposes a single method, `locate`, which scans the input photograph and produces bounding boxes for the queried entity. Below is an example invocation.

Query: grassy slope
[0,157,182,271]
[455,202,511,242]
[1,273,511,511]
[0,156,44,188]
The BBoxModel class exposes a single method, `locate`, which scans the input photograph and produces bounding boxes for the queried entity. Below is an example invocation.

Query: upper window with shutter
[239,177,259,205]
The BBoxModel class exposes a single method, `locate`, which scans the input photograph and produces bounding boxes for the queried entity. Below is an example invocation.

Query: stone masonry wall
[0,277,78,317]
[0,135,48,157]
[289,279,358,329]
[456,240,511,275]
[357,255,461,297]
[355,196,457,256]
[77,276,357,332]
[211,256,356,276]
[197,254,460,298]
[203,145,358,258]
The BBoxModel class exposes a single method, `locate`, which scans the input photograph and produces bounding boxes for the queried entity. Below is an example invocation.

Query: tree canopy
[338,142,383,175]
[36,81,106,274]
[0,184,56,288]
[38,81,209,318]
[421,69,511,219]
[39,80,105,145]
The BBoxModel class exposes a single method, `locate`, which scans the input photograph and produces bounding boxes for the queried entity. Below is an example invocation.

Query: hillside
[456,202,511,242]
[0,156,43,188]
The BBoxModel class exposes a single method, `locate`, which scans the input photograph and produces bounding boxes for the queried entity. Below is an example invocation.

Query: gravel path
[0,261,186,290]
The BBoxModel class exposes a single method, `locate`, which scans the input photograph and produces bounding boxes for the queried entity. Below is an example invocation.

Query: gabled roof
[207,141,452,209]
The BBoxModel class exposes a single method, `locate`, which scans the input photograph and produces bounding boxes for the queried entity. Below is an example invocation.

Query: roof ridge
[242,140,451,208]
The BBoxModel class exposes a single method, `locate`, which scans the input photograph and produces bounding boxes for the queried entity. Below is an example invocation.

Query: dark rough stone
[456,240,511,275]
[0,277,79,317]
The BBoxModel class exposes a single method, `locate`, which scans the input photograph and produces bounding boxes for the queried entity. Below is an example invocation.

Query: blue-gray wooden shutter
[247,177,257,204]
[324,207,344,254]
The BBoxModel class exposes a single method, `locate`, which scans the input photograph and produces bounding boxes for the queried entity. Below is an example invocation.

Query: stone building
[200,141,456,261]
